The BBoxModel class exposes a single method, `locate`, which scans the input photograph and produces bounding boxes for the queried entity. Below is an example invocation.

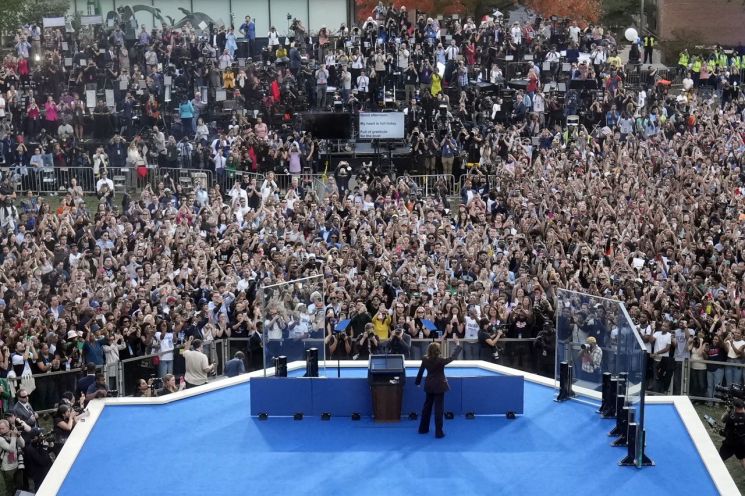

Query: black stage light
[258,413,268,420]
[321,412,332,421]
[294,413,304,421]
[506,411,516,420]
[444,412,454,420]
[408,412,418,421]
[465,412,475,420]
[305,348,319,377]
[351,413,361,421]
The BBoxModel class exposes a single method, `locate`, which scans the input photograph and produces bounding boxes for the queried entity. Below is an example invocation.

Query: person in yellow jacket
[690,56,702,86]
[371,306,392,340]
[678,49,689,77]
[717,51,728,70]
[223,68,235,89]
[430,71,442,96]
[643,34,655,64]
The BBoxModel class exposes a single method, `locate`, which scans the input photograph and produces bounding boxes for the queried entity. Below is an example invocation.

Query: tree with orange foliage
[523,0,601,24]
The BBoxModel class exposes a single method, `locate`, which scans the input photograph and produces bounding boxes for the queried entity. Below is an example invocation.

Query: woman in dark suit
[415,338,462,438]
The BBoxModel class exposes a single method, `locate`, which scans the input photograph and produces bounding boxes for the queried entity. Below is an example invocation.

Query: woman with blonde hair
[415,336,462,438]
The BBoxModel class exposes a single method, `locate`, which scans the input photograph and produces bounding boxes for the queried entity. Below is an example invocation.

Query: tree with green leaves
[0,0,70,35]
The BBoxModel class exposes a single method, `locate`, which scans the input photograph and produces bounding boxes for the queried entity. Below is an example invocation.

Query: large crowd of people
[0,3,745,492]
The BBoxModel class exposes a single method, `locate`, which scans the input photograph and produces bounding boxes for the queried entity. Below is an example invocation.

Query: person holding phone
[415,337,462,438]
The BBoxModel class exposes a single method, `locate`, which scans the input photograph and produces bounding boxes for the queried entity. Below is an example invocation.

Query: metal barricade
[403,174,456,198]
[116,341,233,396]
[683,357,745,403]
[225,337,264,373]
[9,368,83,412]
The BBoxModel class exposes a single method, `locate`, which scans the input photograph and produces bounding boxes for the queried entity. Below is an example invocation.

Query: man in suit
[415,338,463,438]
[12,389,38,428]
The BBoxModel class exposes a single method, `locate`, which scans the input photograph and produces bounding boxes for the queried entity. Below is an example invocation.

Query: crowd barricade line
[403,174,456,198]
[8,368,83,413]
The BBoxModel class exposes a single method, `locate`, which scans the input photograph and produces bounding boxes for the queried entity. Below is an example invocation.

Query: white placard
[85,89,96,108]
[79,58,86,66]
[163,75,172,86]
[199,21,208,31]
[64,57,73,66]
[215,89,226,102]
[358,112,405,140]
[105,89,115,108]
[80,15,103,26]
[43,17,66,28]
[119,79,128,90]
[437,62,445,77]
[61,42,68,51]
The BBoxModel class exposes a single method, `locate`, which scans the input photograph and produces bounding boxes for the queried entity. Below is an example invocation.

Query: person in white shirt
[568,22,581,45]
[96,174,114,194]
[724,328,745,389]
[532,91,545,126]
[267,27,280,49]
[234,197,251,224]
[212,146,226,180]
[228,180,247,204]
[356,71,369,96]
[510,23,522,45]
[260,171,279,203]
[650,321,674,393]
[489,63,503,83]
[445,40,459,61]
[154,325,175,376]
[218,49,232,70]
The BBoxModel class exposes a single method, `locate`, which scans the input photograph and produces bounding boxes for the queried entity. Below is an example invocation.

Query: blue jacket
[224,357,246,377]
[179,101,195,119]
[240,20,256,39]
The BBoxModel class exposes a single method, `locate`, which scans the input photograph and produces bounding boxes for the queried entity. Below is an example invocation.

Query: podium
[368,355,405,422]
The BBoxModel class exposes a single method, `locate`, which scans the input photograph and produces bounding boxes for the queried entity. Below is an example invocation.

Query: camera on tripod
[714,383,745,406]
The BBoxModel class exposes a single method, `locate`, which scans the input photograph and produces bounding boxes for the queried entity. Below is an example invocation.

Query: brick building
[657,0,745,46]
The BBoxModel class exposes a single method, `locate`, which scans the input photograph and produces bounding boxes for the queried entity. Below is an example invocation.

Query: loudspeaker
[237,39,249,59]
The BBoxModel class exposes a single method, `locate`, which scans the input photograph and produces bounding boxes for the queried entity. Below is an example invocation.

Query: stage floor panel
[57,368,717,496]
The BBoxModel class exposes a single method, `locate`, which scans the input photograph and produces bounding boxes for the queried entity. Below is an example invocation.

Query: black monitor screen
[369,355,404,372]
[300,112,352,140]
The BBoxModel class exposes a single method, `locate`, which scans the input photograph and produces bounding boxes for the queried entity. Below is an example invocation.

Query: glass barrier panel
[120,353,160,396]
[226,337,264,372]
[260,275,326,377]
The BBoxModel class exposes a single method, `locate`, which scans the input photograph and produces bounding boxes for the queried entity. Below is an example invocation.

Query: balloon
[625,28,638,42]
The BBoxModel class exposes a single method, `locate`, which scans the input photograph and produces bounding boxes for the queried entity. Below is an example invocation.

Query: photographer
[22,429,53,491]
[354,323,380,360]
[386,326,411,358]
[579,336,602,382]
[719,398,745,469]
[478,319,503,362]
[0,418,25,495]
[52,404,77,454]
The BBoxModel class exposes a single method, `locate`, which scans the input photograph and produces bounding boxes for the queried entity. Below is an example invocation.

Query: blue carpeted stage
[49,365,725,496]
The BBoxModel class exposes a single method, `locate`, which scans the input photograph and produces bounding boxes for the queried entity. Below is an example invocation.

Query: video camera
[150,374,164,392]
[714,384,745,407]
